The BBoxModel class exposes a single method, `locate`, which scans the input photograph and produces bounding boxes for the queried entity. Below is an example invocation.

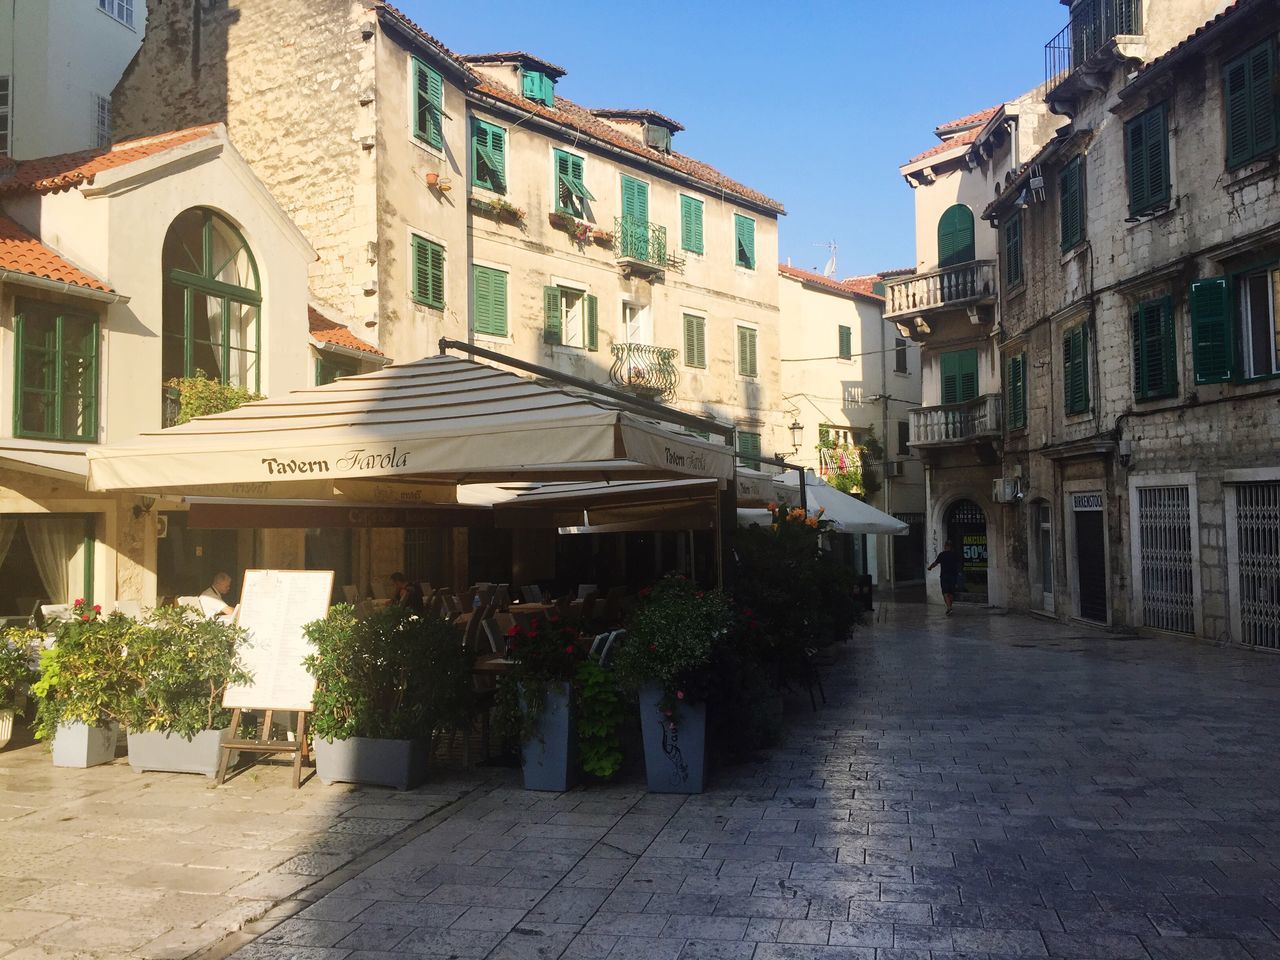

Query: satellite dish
[814,240,838,277]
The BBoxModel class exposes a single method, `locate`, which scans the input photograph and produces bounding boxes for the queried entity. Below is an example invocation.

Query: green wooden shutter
[837,325,852,360]
[736,431,761,465]
[1063,326,1090,414]
[585,294,599,352]
[471,120,506,193]
[413,58,443,149]
[1059,157,1084,250]
[543,285,562,344]
[1250,43,1278,159]
[680,196,704,254]
[737,325,757,377]
[411,236,444,309]
[472,266,507,337]
[734,214,755,269]
[621,175,648,223]
[1127,104,1169,215]
[1006,353,1026,429]
[956,348,978,402]
[1226,42,1278,169]
[1133,297,1176,400]
[522,70,539,101]
[937,204,975,267]
[1190,276,1232,383]
[940,351,959,405]
[1126,110,1149,214]
[554,149,573,213]
[569,154,594,201]
[683,314,706,368]
[1004,214,1022,288]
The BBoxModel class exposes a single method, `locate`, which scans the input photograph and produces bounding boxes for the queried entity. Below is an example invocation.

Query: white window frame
[93,94,112,148]
[1224,466,1280,646]
[471,257,512,345]
[97,0,135,28]
[1237,267,1280,380]
[549,275,589,351]
[1127,472,1202,637]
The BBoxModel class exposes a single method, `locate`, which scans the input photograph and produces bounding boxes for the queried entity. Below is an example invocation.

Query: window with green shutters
[542,285,597,350]
[734,214,755,270]
[1190,276,1233,383]
[1125,103,1171,217]
[737,325,758,377]
[471,119,506,193]
[522,70,554,107]
[939,348,978,406]
[937,204,975,268]
[1004,213,1023,289]
[1224,41,1278,170]
[736,430,761,466]
[1059,155,1085,251]
[680,195,704,254]
[316,355,359,386]
[472,265,509,337]
[553,148,592,216]
[1062,325,1091,415]
[410,235,445,309]
[1131,297,1178,400]
[412,57,443,150]
[683,314,706,369]
[15,300,99,442]
[1005,352,1027,430]
[837,325,852,360]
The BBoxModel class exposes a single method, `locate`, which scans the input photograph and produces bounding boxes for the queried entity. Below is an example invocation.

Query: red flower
[564,645,574,654]
[696,592,705,599]
[743,608,755,618]
[73,598,85,607]
[80,614,90,622]
[506,626,520,637]
[639,587,651,598]
[92,604,101,614]
[676,690,685,700]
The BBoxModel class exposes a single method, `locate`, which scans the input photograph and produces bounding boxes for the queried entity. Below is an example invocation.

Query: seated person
[199,572,235,619]
[388,572,425,614]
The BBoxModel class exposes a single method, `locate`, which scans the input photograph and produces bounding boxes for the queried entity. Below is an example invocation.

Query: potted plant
[614,576,732,793]
[575,653,625,781]
[118,606,251,778]
[0,628,40,750]
[495,616,585,791]
[305,605,472,790]
[32,600,130,767]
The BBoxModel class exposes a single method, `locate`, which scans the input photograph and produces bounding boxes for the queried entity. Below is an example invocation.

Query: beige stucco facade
[0,0,146,159]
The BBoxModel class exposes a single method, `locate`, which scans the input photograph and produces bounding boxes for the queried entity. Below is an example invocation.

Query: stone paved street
[230,603,1280,960]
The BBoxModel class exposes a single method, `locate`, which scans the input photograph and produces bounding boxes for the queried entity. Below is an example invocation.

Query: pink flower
[80,614,90,622]
[676,690,685,700]
[92,604,101,614]
[73,598,85,607]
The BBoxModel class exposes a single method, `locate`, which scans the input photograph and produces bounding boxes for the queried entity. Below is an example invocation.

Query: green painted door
[620,175,649,260]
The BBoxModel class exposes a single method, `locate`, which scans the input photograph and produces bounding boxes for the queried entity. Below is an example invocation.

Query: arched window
[937,204,975,268]
[162,208,261,391]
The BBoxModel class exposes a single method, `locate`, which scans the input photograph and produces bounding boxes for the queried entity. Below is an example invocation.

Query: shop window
[162,208,261,392]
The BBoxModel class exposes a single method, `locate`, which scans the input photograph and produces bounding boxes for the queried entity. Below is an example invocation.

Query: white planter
[0,708,13,750]
[52,721,120,768]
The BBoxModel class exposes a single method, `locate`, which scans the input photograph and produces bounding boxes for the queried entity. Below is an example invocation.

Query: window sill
[410,299,444,312]
[1059,241,1088,266]
[1125,199,1177,227]
[893,371,912,378]
[408,135,445,161]
[1224,157,1278,191]
[475,332,513,346]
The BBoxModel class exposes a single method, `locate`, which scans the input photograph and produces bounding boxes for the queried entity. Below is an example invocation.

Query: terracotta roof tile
[590,108,685,133]
[461,51,567,79]
[375,2,477,78]
[907,125,983,164]
[309,306,383,356]
[475,82,784,214]
[0,214,113,293]
[1129,0,1246,86]
[0,124,220,195]
[778,264,884,304]
[935,104,1002,134]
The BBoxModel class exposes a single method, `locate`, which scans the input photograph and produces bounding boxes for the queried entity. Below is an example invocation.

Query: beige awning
[86,356,734,494]
[0,440,91,484]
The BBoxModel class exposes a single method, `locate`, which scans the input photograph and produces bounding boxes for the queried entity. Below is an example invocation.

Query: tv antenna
[814,240,837,277]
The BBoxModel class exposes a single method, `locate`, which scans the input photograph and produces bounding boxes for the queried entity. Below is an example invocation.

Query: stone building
[885,90,1063,607]
[985,0,1280,644]
[111,0,788,589]
[0,124,366,614]
[778,265,926,585]
[0,0,147,159]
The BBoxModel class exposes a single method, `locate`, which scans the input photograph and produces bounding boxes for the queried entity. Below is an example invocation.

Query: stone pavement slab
[224,603,1280,960]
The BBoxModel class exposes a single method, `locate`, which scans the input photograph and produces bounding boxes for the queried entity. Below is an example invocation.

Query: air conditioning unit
[884,461,905,478]
[992,477,1023,503]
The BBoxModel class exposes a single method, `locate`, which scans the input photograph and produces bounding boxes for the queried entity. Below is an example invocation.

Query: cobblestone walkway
[237,603,1280,959]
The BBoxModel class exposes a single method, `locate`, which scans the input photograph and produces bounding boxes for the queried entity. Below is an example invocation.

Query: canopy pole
[715,483,735,591]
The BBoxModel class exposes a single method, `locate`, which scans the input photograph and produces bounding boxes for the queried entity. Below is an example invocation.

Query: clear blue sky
[401,1,1067,278]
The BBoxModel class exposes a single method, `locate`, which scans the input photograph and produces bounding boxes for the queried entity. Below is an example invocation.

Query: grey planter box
[127,728,233,778]
[52,721,120,768]
[521,682,575,792]
[638,686,706,794]
[313,735,429,790]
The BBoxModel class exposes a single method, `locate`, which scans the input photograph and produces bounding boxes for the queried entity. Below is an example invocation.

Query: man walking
[927,540,961,616]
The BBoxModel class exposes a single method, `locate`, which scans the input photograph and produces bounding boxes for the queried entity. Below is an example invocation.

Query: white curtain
[25,519,85,605]
[204,295,224,380]
[0,519,17,573]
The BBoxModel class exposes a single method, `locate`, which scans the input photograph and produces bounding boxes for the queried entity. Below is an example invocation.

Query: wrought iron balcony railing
[909,394,1003,447]
[1046,0,1142,88]
[614,216,668,268]
[882,260,997,320]
[609,342,679,402]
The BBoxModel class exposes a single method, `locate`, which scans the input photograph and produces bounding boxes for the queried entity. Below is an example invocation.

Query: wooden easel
[215,707,311,789]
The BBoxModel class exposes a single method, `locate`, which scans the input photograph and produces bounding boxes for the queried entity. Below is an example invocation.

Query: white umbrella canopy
[776,471,909,535]
[85,356,734,494]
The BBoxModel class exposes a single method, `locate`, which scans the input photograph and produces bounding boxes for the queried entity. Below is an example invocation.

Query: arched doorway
[945,498,988,603]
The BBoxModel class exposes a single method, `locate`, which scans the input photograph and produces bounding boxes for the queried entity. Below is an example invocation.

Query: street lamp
[788,419,803,452]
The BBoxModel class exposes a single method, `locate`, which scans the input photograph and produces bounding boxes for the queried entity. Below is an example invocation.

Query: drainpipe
[880,305,892,589]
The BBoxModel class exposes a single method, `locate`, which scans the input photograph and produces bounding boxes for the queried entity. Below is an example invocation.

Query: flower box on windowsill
[469,196,525,225]
[590,230,614,247]
[548,212,593,244]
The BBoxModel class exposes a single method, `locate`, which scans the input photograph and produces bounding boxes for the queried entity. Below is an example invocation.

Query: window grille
[1137,485,1194,634]
[1236,481,1280,649]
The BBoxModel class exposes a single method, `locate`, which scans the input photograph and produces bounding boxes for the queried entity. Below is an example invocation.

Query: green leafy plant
[32,601,132,741]
[115,606,251,739]
[614,575,733,726]
[575,657,625,779]
[166,372,263,425]
[0,628,40,711]
[494,615,585,743]
[304,604,473,745]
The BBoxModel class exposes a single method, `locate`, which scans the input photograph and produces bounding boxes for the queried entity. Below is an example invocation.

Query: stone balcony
[882,260,997,323]
[909,393,1003,448]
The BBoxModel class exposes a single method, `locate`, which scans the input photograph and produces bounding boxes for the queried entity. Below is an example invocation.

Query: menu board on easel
[222,569,334,712]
